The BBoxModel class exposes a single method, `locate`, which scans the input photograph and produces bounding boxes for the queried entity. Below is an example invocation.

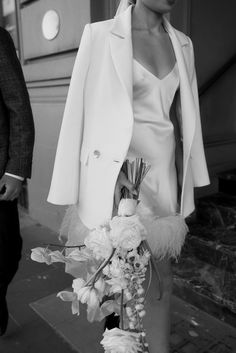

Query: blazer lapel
[163,17,196,165]
[109,6,133,105]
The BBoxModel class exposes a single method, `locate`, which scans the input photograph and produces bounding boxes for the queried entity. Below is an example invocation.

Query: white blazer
[48,6,210,229]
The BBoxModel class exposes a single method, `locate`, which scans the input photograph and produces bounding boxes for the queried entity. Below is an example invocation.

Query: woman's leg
[142,257,172,353]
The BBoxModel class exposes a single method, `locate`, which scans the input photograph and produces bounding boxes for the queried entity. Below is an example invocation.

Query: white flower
[124,290,132,301]
[106,277,128,294]
[57,291,80,315]
[101,328,141,353]
[31,248,70,265]
[127,250,138,262]
[103,265,110,276]
[73,278,100,308]
[72,278,86,296]
[110,215,146,251]
[109,257,124,278]
[84,227,113,260]
[118,198,138,217]
[100,300,121,317]
[66,248,91,262]
[31,247,52,265]
[77,286,100,308]
[94,277,106,300]
[126,307,133,317]
[50,250,68,263]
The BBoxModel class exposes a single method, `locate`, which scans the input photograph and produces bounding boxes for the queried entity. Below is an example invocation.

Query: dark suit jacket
[0,27,34,179]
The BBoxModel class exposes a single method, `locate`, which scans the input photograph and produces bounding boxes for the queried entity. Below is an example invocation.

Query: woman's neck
[132,2,164,33]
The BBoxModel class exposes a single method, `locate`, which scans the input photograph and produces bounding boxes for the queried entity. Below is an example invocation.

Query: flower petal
[71,300,80,315]
[72,278,86,294]
[57,291,76,302]
[50,250,68,263]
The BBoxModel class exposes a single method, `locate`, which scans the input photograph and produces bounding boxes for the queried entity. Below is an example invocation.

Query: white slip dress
[126,59,187,260]
[128,58,179,217]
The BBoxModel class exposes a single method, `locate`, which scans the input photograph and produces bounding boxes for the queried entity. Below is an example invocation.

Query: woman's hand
[114,170,137,208]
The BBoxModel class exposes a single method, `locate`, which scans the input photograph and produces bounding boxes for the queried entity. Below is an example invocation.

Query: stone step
[172,244,236,328]
[195,192,236,228]
[172,190,236,327]
[185,231,236,273]
[183,191,236,273]
[218,169,236,195]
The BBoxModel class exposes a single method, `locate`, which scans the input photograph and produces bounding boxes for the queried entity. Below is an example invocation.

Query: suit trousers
[0,200,22,299]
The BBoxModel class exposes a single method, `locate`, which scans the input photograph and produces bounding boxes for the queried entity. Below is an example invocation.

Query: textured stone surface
[30,293,236,353]
[173,191,236,326]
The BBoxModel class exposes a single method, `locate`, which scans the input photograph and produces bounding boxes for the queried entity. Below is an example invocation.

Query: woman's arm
[187,38,210,187]
[170,90,183,203]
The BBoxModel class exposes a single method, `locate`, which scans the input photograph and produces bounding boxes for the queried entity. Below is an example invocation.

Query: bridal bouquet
[31,159,153,353]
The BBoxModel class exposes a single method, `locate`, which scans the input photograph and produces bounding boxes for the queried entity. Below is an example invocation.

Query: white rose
[118,198,138,217]
[109,215,146,251]
[84,227,113,260]
[101,328,141,353]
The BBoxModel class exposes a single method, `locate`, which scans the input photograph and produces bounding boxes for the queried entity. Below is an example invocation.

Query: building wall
[171,0,236,197]
[21,0,91,231]
[1,0,235,231]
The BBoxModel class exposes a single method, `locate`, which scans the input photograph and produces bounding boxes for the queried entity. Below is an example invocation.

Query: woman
[48,0,210,351]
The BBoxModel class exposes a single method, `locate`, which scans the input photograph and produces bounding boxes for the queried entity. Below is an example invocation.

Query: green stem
[44,243,85,249]
[120,289,124,330]
[144,256,153,302]
[143,240,162,300]
[85,249,116,287]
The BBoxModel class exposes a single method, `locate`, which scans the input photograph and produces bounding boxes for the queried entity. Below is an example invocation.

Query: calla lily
[78,286,100,308]
[57,291,80,315]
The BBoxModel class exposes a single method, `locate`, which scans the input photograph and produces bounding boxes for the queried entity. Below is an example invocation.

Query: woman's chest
[132,30,176,80]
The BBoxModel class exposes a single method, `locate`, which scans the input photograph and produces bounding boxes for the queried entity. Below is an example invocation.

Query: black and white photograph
[0,1,235,352]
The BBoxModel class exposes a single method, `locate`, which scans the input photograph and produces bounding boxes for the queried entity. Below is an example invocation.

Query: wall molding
[205,137,236,148]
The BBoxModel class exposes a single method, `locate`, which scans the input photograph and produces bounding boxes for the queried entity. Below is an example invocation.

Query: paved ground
[0,210,235,353]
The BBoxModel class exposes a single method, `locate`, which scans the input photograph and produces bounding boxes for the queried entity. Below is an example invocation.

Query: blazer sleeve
[47,24,92,205]
[0,28,35,178]
[188,38,210,187]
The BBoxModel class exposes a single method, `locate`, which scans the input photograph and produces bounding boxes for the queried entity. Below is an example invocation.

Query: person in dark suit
[0,27,34,336]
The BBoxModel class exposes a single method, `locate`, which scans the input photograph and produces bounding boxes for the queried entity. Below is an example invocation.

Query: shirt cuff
[5,173,24,181]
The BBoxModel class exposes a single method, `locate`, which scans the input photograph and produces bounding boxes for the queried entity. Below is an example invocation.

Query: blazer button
[93,150,101,158]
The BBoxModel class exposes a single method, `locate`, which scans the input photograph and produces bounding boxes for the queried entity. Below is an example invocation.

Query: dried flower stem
[144,256,153,302]
[122,158,151,199]
[85,249,116,287]
[143,240,162,300]
[120,289,124,330]
[43,243,85,249]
